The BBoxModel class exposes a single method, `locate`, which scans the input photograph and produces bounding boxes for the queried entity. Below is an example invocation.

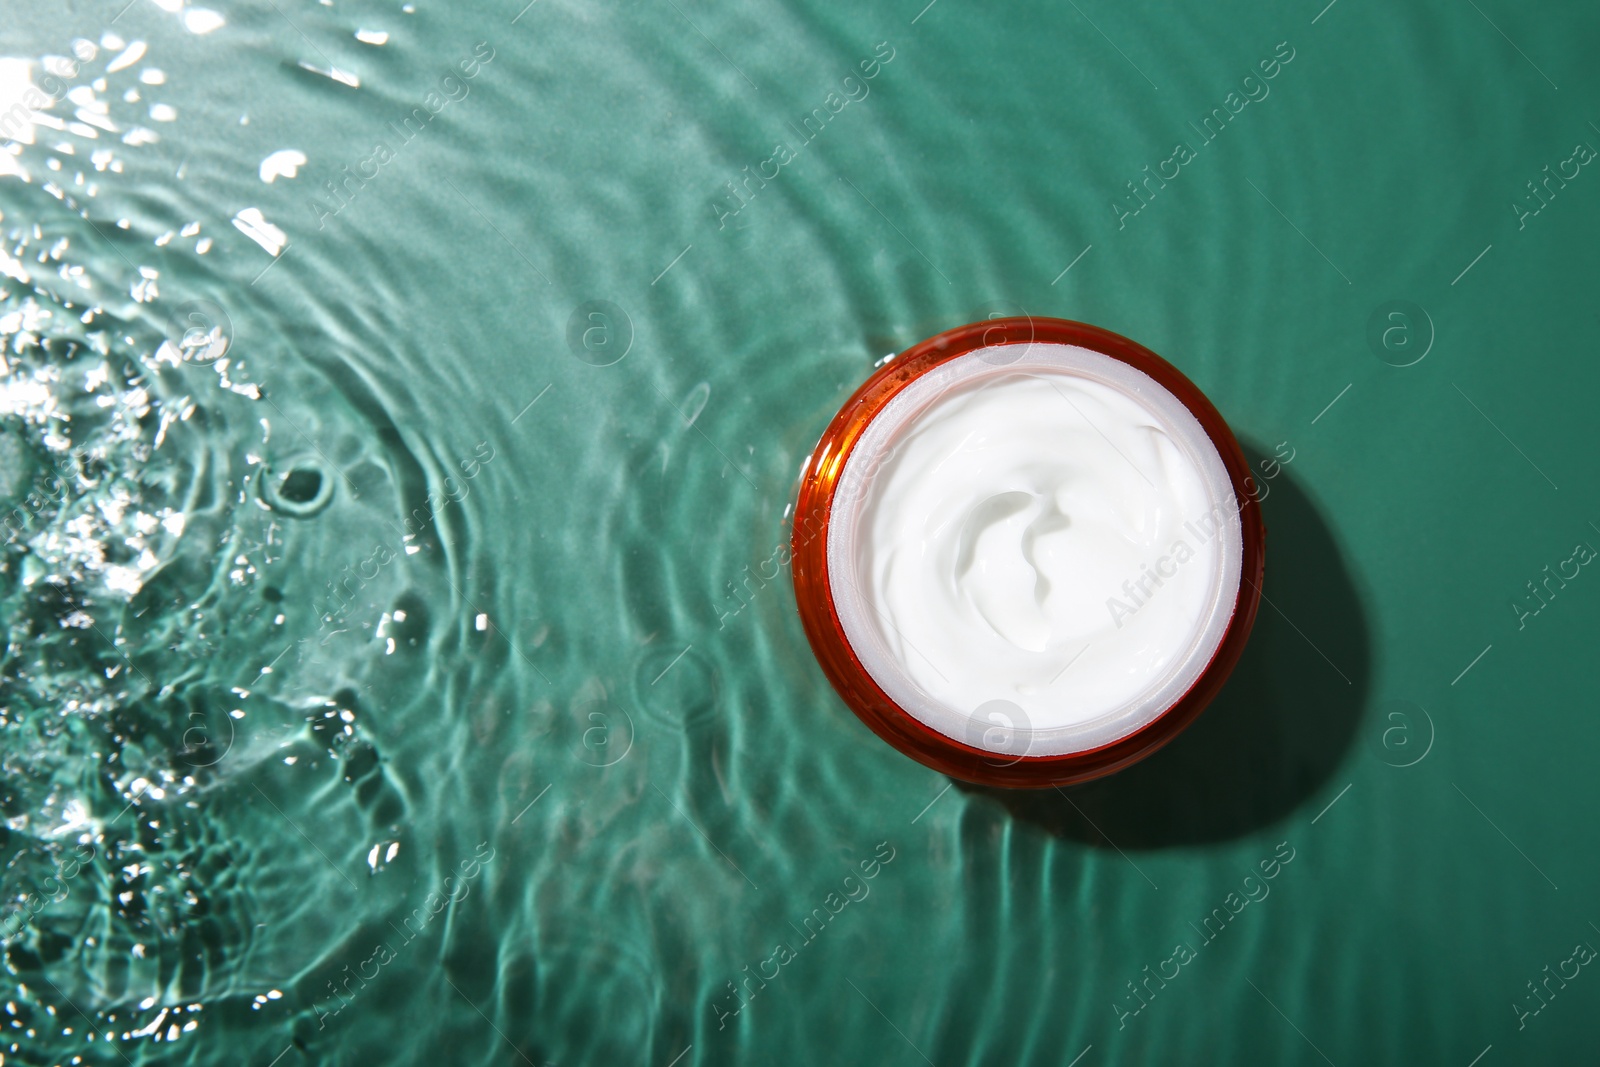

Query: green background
[0,0,1597,1064]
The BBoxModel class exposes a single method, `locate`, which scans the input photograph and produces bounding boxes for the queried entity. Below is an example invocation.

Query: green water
[1,0,1598,1063]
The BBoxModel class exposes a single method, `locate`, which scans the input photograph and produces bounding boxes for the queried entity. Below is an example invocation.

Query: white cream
[827,343,1243,757]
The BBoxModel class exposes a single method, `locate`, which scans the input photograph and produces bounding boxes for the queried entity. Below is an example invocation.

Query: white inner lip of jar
[826,342,1244,758]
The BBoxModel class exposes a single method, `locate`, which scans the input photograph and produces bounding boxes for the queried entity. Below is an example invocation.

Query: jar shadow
[955,450,1370,848]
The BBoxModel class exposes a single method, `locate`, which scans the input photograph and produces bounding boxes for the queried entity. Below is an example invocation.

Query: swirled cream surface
[827,343,1242,757]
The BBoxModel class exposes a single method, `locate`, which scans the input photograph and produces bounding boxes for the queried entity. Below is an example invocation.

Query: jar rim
[790,317,1266,788]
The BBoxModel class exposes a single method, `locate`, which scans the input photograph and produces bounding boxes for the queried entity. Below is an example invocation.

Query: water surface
[2,1,1599,1064]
